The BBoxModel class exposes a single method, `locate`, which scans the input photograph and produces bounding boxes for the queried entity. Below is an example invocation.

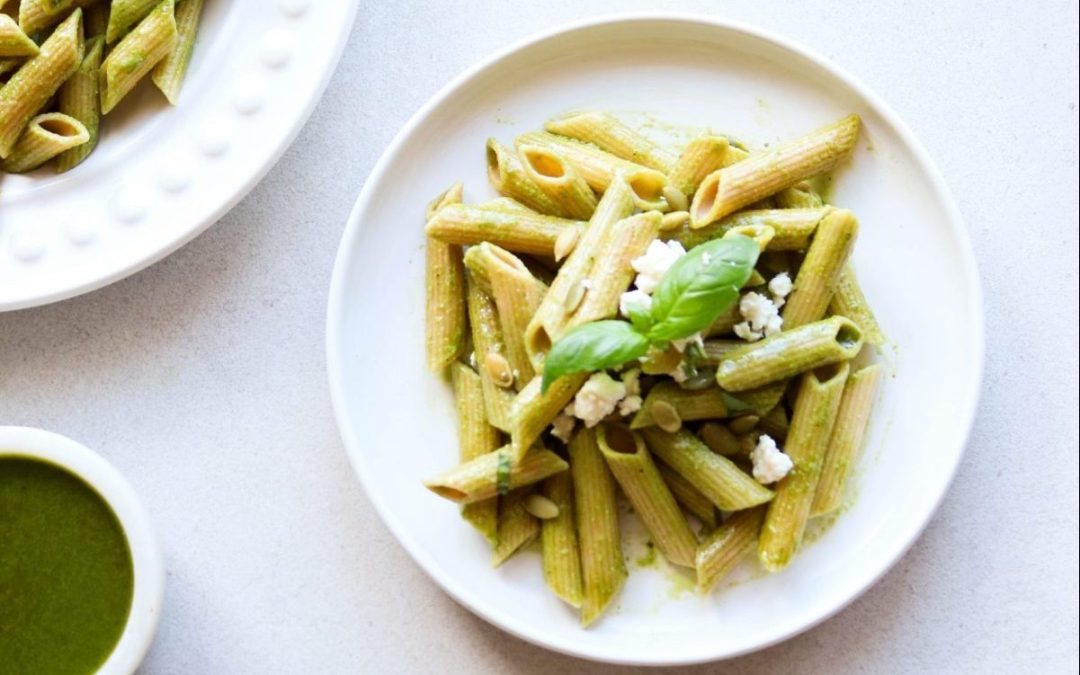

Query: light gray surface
[2,1,1077,672]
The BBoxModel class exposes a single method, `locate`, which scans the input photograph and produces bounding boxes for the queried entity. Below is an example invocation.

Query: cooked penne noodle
[783,209,859,329]
[84,3,109,38]
[774,181,825,209]
[451,364,501,545]
[465,274,515,431]
[691,114,860,227]
[545,110,677,173]
[0,10,83,159]
[518,143,598,220]
[811,363,882,516]
[515,131,669,210]
[0,58,24,76]
[724,223,775,252]
[509,374,588,460]
[641,428,774,511]
[18,0,96,36]
[759,363,850,571]
[2,112,89,173]
[492,488,541,566]
[570,211,661,326]
[423,445,568,505]
[668,135,730,196]
[486,138,565,215]
[541,471,583,607]
[464,243,544,387]
[100,0,178,115]
[106,0,159,43]
[699,422,740,456]
[597,424,697,568]
[828,265,886,346]
[726,380,789,416]
[426,203,583,257]
[524,174,635,366]
[657,462,717,528]
[568,429,626,627]
[425,183,468,372]
[696,507,764,593]
[152,0,204,104]
[630,381,729,429]
[664,207,831,251]
[0,15,39,58]
[715,316,864,392]
[55,36,104,172]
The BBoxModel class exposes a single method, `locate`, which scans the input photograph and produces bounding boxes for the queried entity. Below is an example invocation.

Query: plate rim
[0,0,361,313]
[326,11,985,665]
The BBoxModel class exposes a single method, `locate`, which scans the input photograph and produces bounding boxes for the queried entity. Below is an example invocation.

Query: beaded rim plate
[0,0,359,311]
[327,13,984,665]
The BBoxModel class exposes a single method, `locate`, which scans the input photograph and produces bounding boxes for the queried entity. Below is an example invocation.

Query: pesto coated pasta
[418,108,885,627]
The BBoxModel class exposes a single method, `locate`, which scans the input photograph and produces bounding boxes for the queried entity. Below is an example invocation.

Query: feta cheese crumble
[768,272,793,303]
[550,410,576,443]
[631,240,686,293]
[750,434,794,484]
[619,289,653,318]
[570,372,627,428]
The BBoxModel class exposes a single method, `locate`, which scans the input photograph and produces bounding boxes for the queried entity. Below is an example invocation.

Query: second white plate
[327,14,983,665]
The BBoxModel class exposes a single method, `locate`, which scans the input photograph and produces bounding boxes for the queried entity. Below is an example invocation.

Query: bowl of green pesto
[0,427,164,675]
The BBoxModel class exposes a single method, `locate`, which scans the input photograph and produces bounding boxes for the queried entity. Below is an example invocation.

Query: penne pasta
[597,424,697,568]
[509,373,588,460]
[668,135,731,196]
[0,9,83,159]
[630,381,729,430]
[518,143,598,220]
[657,462,717,528]
[426,203,583,257]
[18,0,97,36]
[568,429,626,627]
[425,183,468,372]
[515,131,670,210]
[486,137,565,216]
[664,207,831,252]
[451,364,501,545]
[2,112,89,173]
[570,211,661,326]
[715,316,864,392]
[541,471,584,607]
[811,363,882,516]
[691,114,860,227]
[423,445,568,505]
[152,0,204,104]
[641,428,774,511]
[759,363,850,571]
[492,488,541,566]
[55,36,104,173]
[464,243,545,387]
[699,422,740,456]
[0,15,39,58]
[106,0,160,44]
[100,0,178,115]
[782,209,859,329]
[545,109,677,173]
[828,265,886,346]
[696,507,764,593]
[774,181,825,209]
[465,274,515,431]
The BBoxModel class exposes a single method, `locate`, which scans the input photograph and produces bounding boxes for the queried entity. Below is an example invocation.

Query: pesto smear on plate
[0,456,134,675]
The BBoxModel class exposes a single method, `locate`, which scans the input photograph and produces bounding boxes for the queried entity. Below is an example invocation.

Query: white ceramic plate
[327,14,984,665]
[0,0,358,311]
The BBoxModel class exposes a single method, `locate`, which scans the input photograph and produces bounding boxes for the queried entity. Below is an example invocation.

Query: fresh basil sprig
[540,236,759,391]
[646,236,759,342]
[541,320,650,392]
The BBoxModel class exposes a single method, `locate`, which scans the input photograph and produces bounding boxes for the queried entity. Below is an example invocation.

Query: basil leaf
[541,320,650,392]
[646,236,759,343]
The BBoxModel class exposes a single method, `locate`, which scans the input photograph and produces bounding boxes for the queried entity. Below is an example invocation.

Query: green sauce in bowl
[0,456,135,675]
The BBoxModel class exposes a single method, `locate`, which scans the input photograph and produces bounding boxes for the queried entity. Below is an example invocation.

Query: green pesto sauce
[634,540,658,568]
[0,456,134,675]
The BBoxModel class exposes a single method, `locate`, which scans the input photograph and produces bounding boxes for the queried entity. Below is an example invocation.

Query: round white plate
[0,0,359,311]
[327,14,984,665]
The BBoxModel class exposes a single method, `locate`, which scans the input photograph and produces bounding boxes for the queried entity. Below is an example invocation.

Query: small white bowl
[0,426,165,675]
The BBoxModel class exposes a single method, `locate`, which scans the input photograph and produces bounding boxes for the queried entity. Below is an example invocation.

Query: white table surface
[2,1,1077,672]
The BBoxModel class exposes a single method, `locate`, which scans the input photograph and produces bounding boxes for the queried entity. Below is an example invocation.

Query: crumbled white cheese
[750,434,793,484]
[571,372,628,428]
[768,272,793,300]
[734,321,763,342]
[619,289,653,318]
[550,412,576,443]
[631,240,686,294]
[618,395,643,416]
[737,291,783,341]
[621,368,642,396]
